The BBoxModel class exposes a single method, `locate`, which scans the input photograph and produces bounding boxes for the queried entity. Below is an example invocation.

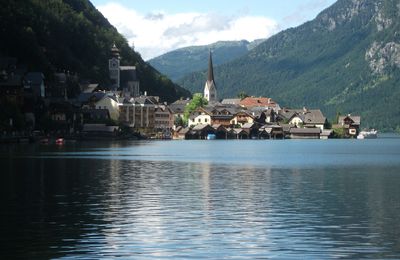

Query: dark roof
[0,73,23,87]
[169,100,189,113]
[281,108,326,124]
[77,92,108,103]
[338,115,361,125]
[80,83,99,93]
[120,66,138,88]
[54,73,67,84]
[24,72,44,86]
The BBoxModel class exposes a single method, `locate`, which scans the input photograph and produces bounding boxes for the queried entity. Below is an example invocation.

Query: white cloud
[97,3,278,60]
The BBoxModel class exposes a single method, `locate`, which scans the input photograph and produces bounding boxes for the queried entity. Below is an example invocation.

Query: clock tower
[109,43,120,90]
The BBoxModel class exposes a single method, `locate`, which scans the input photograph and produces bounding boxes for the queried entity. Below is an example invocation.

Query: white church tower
[204,50,217,103]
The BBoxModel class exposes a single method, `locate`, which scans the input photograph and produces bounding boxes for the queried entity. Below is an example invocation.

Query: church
[109,43,140,98]
[203,51,217,103]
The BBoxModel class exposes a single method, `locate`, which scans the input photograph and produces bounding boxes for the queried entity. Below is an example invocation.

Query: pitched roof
[192,124,213,131]
[281,108,326,124]
[242,123,256,129]
[81,83,99,93]
[221,98,241,105]
[77,92,108,103]
[179,127,191,134]
[240,97,277,108]
[24,72,44,86]
[338,115,361,125]
[169,99,190,113]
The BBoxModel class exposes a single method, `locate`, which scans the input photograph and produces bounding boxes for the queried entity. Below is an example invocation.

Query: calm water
[1,135,400,259]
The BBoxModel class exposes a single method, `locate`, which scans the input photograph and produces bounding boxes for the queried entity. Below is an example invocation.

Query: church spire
[204,50,217,103]
[207,49,214,83]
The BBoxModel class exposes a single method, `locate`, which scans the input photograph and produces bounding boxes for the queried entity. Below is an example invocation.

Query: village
[0,44,362,143]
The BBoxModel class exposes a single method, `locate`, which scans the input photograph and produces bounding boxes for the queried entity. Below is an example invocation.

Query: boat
[357,129,378,139]
[207,134,216,140]
[55,138,65,145]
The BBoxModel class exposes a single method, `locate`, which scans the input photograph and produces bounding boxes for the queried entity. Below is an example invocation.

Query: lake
[1,135,400,259]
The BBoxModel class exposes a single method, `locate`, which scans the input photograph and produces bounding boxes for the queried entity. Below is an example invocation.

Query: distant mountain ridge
[148,39,265,81]
[0,0,190,102]
[178,0,400,130]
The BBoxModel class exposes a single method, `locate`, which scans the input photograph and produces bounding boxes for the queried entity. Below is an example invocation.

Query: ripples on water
[1,138,400,259]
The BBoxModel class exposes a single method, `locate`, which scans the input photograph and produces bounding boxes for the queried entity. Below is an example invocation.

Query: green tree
[174,116,184,127]
[183,93,208,123]
[237,91,249,100]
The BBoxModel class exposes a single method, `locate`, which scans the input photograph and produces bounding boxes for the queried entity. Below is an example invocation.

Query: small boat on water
[357,129,378,139]
[55,138,65,145]
[207,134,216,140]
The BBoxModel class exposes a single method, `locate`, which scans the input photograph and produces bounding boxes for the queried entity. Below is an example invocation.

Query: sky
[91,0,336,60]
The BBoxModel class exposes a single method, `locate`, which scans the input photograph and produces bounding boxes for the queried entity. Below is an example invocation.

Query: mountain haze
[0,0,190,102]
[179,0,400,130]
[148,39,265,81]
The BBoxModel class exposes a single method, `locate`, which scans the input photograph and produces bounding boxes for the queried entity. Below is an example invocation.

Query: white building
[95,95,120,121]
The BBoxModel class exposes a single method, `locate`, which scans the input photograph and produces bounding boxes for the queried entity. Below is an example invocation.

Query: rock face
[366,42,400,75]
[178,0,400,130]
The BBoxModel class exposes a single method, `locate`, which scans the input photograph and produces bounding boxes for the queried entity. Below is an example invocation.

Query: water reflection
[0,140,400,259]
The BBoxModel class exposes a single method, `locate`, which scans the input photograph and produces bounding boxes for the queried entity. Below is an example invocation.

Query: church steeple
[204,50,217,103]
[207,50,214,83]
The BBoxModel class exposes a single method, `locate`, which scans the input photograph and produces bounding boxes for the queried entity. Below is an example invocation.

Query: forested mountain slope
[148,40,264,81]
[0,0,190,102]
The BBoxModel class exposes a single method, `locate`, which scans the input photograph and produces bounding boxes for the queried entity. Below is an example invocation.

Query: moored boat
[55,138,65,145]
[357,129,378,139]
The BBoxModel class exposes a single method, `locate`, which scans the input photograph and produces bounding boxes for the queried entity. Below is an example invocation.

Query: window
[198,119,201,122]
[205,118,208,122]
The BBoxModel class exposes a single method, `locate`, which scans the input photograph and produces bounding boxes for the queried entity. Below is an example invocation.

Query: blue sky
[91,0,336,59]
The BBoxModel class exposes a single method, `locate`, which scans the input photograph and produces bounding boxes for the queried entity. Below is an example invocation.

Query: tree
[237,91,249,100]
[183,93,208,123]
[174,116,184,127]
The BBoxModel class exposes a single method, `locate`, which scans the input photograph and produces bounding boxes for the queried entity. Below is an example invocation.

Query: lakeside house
[336,115,361,136]
[278,108,327,130]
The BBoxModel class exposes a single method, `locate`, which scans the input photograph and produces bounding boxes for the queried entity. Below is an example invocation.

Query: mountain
[0,0,190,102]
[179,0,400,131]
[148,39,265,81]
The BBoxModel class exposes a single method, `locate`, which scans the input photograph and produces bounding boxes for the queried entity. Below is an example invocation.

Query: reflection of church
[109,44,140,97]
